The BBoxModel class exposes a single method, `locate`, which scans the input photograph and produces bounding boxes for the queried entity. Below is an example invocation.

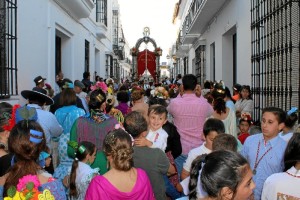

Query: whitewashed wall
[17,0,113,92]
[181,0,251,89]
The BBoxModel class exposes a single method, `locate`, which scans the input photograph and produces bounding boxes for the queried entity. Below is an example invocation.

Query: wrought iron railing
[251,0,300,122]
[0,0,18,99]
[181,0,205,36]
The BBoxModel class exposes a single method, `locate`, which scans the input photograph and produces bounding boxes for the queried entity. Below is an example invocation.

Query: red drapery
[137,50,156,82]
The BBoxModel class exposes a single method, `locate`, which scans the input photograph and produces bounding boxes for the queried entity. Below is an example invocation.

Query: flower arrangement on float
[4,175,55,200]
[151,86,169,99]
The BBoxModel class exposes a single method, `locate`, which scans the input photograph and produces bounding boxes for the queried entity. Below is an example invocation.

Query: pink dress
[85,168,155,200]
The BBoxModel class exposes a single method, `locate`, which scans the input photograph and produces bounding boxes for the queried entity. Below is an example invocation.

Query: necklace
[285,171,300,178]
[253,140,272,175]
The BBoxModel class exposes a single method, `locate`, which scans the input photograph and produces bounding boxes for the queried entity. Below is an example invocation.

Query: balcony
[55,0,95,19]
[181,0,227,44]
[95,22,107,39]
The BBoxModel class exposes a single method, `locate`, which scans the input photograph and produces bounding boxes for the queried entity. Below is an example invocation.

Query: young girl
[189,150,255,200]
[238,112,253,144]
[0,111,66,199]
[279,107,298,142]
[241,107,287,200]
[68,141,98,200]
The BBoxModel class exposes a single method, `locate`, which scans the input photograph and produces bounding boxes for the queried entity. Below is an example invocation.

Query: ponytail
[188,154,207,200]
[69,159,79,197]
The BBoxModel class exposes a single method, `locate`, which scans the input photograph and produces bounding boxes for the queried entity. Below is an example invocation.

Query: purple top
[115,102,131,116]
[85,168,154,200]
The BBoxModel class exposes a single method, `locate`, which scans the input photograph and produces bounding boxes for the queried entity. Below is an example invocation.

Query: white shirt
[146,127,168,151]
[262,166,300,199]
[183,143,211,172]
[180,168,207,198]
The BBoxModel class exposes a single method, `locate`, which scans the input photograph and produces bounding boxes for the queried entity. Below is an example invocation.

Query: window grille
[195,45,206,85]
[251,0,300,122]
[85,40,90,72]
[96,0,107,26]
[0,0,17,99]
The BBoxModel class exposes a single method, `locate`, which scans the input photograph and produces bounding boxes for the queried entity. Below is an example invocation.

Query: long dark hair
[4,120,46,194]
[284,132,300,171]
[189,150,249,200]
[69,141,96,198]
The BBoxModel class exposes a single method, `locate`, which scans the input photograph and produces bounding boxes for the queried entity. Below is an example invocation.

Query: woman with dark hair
[68,141,98,200]
[189,150,255,200]
[54,86,86,180]
[235,85,254,118]
[262,132,300,199]
[85,129,154,200]
[210,82,237,138]
[0,118,66,199]
[68,88,119,175]
[279,107,298,142]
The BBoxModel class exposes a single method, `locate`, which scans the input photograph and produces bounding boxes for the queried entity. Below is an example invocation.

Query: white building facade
[172,0,251,89]
[1,0,130,102]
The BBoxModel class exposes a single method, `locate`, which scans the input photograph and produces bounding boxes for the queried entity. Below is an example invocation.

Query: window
[96,0,107,26]
[251,0,300,122]
[195,45,206,85]
[0,0,17,98]
[210,43,215,81]
[85,40,90,72]
[55,36,61,75]
[183,57,188,75]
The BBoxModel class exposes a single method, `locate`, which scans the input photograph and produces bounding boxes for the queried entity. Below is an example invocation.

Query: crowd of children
[0,73,299,200]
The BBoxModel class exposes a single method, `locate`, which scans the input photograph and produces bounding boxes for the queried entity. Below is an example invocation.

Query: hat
[21,89,54,105]
[34,76,46,85]
[39,151,50,161]
[233,84,241,92]
[74,80,85,89]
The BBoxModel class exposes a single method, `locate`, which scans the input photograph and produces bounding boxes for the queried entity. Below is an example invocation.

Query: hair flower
[90,81,108,93]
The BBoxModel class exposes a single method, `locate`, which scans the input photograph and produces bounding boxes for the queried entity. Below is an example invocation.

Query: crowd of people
[0,72,299,200]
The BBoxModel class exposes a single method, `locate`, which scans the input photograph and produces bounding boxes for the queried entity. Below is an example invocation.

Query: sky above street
[118,0,179,62]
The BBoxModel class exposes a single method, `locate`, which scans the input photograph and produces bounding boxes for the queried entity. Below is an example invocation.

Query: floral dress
[54,105,85,180]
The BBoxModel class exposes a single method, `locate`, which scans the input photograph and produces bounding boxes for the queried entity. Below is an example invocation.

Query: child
[180,118,225,180]
[177,134,238,199]
[38,151,53,178]
[238,112,253,144]
[279,107,298,142]
[134,104,168,151]
[241,107,287,200]
[67,141,99,200]
[189,150,255,200]
[39,151,51,168]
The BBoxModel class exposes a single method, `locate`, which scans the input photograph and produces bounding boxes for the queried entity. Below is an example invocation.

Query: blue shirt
[27,104,63,148]
[240,134,287,200]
